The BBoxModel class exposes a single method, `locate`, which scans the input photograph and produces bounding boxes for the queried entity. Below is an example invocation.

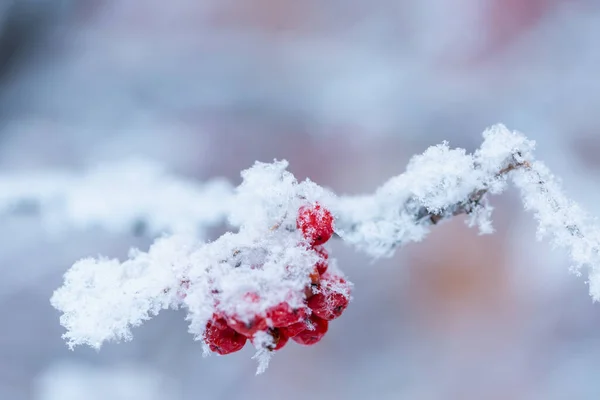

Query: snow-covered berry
[291,315,328,346]
[296,202,334,246]
[266,302,309,328]
[280,319,309,338]
[307,275,350,320]
[227,317,268,337]
[268,328,289,351]
[204,316,247,355]
[313,245,329,275]
[225,292,268,337]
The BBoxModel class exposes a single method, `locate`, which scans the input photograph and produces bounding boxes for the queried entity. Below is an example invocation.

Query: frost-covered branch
[47,124,600,373]
[0,158,232,237]
[512,160,600,300]
[334,124,533,257]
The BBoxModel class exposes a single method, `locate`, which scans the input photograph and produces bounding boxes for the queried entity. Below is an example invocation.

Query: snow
[0,158,233,237]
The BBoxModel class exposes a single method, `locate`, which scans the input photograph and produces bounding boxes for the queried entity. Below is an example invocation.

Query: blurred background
[1,0,600,399]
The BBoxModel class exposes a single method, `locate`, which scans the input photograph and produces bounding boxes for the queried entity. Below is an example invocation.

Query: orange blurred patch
[406,216,515,330]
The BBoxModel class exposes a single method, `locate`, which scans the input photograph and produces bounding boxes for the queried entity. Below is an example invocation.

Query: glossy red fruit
[280,319,309,338]
[226,292,267,337]
[265,302,309,328]
[204,316,247,355]
[268,328,289,351]
[228,316,267,337]
[307,275,350,320]
[291,315,328,346]
[313,246,329,275]
[297,202,334,246]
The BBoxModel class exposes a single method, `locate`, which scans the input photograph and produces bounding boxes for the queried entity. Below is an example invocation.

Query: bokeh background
[2,0,600,399]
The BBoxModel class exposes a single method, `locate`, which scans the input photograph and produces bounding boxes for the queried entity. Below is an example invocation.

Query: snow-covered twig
[334,124,534,257]
[0,158,233,237]
[512,160,600,300]
[47,124,600,373]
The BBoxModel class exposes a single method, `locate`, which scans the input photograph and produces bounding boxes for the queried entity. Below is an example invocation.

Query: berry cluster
[203,202,351,355]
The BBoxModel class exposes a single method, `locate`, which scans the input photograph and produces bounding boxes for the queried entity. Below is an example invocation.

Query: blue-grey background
[2,1,600,399]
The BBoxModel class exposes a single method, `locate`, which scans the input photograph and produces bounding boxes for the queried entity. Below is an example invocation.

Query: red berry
[280,319,309,337]
[208,314,229,330]
[291,315,328,346]
[297,202,334,246]
[225,292,267,337]
[204,316,247,355]
[228,316,268,337]
[313,246,329,275]
[268,328,289,351]
[307,275,350,320]
[265,302,309,328]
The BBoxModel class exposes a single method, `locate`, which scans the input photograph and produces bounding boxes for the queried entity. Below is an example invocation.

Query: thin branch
[425,158,532,224]
[332,125,537,257]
